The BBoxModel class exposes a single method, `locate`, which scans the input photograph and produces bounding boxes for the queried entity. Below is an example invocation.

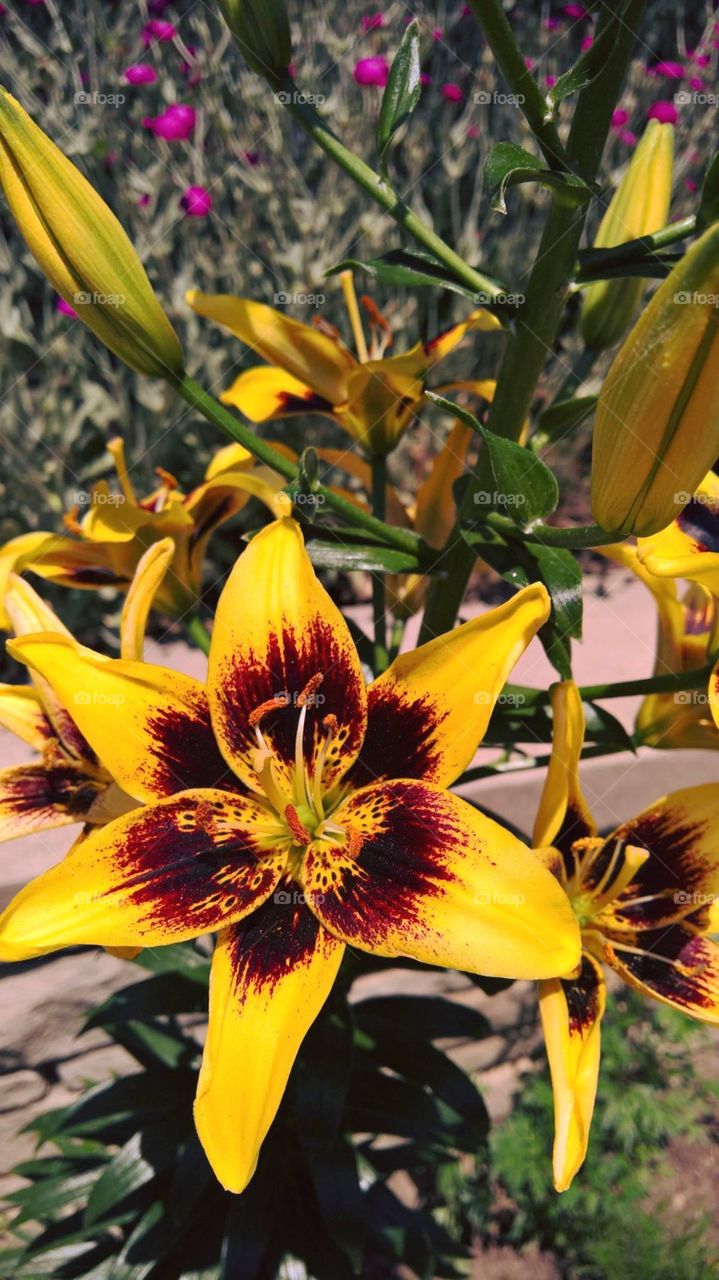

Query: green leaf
[133,941,211,982]
[305,539,425,574]
[535,394,597,445]
[582,701,636,753]
[84,972,208,1030]
[85,1128,177,1226]
[295,991,354,1151]
[327,248,490,303]
[377,20,421,172]
[483,142,593,215]
[354,995,491,1042]
[548,11,625,107]
[524,541,583,678]
[428,392,558,526]
[302,1137,366,1270]
[697,153,719,230]
[8,1169,101,1226]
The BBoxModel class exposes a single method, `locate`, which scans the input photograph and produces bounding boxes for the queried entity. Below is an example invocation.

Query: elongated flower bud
[0,89,184,379]
[591,222,719,538]
[216,0,292,84]
[581,120,674,351]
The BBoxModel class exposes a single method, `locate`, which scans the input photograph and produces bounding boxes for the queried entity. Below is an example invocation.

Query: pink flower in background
[420,72,432,86]
[524,56,534,70]
[544,17,560,29]
[181,185,213,217]
[353,56,389,86]
[564,3,589,17]
[143,104,196,140]
[142,20,176,45]
[432,28,444,41]
[689,76,705,91]
[619,129,637,146]
[242,149,263,166]
[137,193,152,207]
[580,35,593,50]
[684,178,699,193]
[611,108,629,127]
[124,64,157,86]
[441,82,463,102]
[545,74,557,88]
[56,297,78,319]
[466,124,479,139]
[647,100,678,124]
[651,60,684,79]
[360,13,385,30]
[693,53,710,67]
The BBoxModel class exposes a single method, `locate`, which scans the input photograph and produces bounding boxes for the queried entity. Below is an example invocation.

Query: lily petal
[220,365,335,423]
[423,309,503,361]
[0,789,286,960]
[0,684,52,752]
[9,634,234,802]
[120,539,175,661]
[303,780,580,979]
[186,292,355,405]
[636,471,719,596]
[0,532,66,627]
[539,952,605,1192]
[602,924,719,1024]
[349,585,550,789]
[606,784,719,930]
[195,902,343,1193]
[532,681,597,858]
[209,519,367,797]
[0,761,106,842]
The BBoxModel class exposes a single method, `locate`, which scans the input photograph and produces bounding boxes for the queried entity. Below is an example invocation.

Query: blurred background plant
[0,0,714,664]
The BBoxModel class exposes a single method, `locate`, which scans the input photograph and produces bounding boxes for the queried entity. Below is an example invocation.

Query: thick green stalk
[173,374,422,555]
[467,0,567,170]
[419,0,648,642]
[371,457,389,675]
[280,86,503,303]
[505,664,715,706]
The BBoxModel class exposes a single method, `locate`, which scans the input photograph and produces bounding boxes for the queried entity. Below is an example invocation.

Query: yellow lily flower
[534,680,719,1193]
[186,273,503,458]
[0,574,138,844]
[635,469,719,600]
[0,438,286,627]
[0,518,580,1194]
[602,541,718,750]
[0,88,183,380]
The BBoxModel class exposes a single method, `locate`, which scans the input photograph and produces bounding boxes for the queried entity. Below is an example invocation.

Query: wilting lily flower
[0,438,286,626]
[187,277,502,457]
[534,680,719,1192]
[0,576,138,843]
[602,539,718,750]
[0,89,183,379]
[0,519,580,1193]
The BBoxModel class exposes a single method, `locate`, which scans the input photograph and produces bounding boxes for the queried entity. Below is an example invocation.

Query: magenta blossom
[353,56,389,86]
[611,108,629,127]
[580,35,593,50]
[142,19,176,45]
[544,16,560,29]
[564,3,589,16]
[143,104,196,140]
[650,60,684,79]
[124,64,157,86]
[689,76,705,91]
[619,129,637,146]
[693,53,710,67]
[432,28,443,40]
[420,72,432,86]
[441,82,463,102]
[647,100,678,124]
[181,185,213,217]
[545,74,557,88]
[56,297,78,319]
[137,194,152,207]
[360,13,385,30]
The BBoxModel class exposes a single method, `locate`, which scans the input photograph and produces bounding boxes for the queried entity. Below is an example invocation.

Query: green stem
[505,663,715,706]
[467,0,568,170]
[185,613,211,656]
[389,615,406,663]
[280,86,503,304]
[576,215,696,281]
[485,515,619,549]
[457,737,636,785]
[173,374,421,555]
[371,457,389,675]
[419,0,648,643]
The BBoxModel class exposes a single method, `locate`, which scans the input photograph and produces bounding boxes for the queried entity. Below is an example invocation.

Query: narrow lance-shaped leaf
[377,20,422,172]
[483,142,594,215]
[697,153,719,230]
[327,248,498,303]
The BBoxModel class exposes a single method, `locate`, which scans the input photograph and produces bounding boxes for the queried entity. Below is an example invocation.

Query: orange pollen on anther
[154,466,179,489]
[346,827,365,860]
[312,315,342,341]
[297,673,324,708]
[284,803,312,845]
[361,295,390,332]
[248,694,291,728]
[63,506,83,535]
[323,713,338,734]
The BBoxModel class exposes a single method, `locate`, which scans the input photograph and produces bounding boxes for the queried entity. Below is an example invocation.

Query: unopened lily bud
[0,88,184,379]
[216,0,292,84]
[591,222,719,538]
[581,120,674,351]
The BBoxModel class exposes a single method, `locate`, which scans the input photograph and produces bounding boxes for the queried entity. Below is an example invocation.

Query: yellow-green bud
[0,88,184,379]
[217,0,292,84]
[591,221,719,538]
[581,120,674,352]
